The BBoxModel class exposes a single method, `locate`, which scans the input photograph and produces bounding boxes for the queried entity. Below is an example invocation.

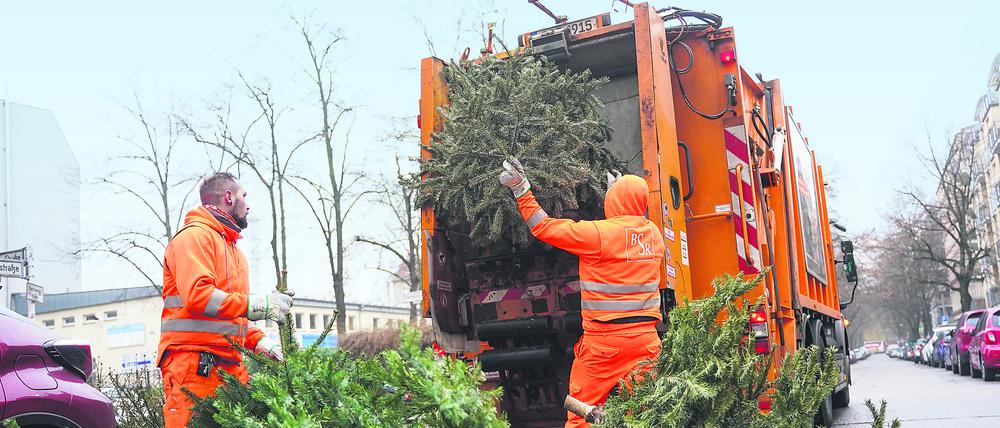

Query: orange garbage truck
[418,3,858,427]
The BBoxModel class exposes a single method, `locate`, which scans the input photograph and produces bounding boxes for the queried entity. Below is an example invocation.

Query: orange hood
[182,206,242,243]
[604,175,648,218]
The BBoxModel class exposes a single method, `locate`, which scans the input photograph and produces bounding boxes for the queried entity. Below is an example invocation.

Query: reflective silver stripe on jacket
[203,289,229,318]
[526,209,548,228]
[581,296,661,311]
[161,319,243,336]
[580,281,659,295]
[163,295,183,308]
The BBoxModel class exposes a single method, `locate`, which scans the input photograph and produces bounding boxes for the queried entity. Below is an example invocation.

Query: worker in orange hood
[158,172,294,427]
[500,158,664,428]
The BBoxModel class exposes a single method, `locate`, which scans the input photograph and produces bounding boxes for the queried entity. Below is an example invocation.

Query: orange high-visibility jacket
[517,175,665,333]
[157,206,264,364]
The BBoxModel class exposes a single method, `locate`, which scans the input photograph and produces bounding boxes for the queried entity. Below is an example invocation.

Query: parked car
[969,307,1000,381]
[950,309,987,375]
[886,344,900,357]
[0,306,115,427]
[923,326,953,367]
[914,338,927,364]
[937,332,953,369]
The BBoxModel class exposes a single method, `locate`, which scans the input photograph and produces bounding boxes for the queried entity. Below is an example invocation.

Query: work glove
[254,336,284,362]
[499,157,531,198]
[247,289,295,323]
[606,170,622,189]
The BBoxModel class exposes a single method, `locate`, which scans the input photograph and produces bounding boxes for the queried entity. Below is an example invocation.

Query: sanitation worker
[500,158,664,428]
[158,172,294,427]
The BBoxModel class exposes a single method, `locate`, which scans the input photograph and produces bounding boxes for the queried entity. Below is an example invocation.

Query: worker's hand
[254,336,284,362]
[606,170,622,189]
[499,157,531,198]
[247,289,295,323]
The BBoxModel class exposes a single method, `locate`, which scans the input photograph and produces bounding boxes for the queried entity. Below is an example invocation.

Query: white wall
[1,100,81,309]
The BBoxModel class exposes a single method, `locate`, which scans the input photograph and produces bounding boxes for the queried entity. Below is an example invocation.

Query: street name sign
[0,247,30,280]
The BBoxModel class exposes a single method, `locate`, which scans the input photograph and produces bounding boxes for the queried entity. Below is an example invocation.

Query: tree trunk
[959,283,973,312]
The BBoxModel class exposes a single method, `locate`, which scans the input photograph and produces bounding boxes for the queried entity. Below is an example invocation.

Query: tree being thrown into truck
[417,53,625,247]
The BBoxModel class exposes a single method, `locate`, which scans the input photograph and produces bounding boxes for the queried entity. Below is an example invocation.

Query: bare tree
[355,155,421,323]
[293,17,369,335]
[867,224,945,338]
[76,97,199,292]
[184,74,313,294]
[897,132,988,312]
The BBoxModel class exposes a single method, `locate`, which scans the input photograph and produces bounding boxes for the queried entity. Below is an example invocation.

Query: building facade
[11,286,414,371]
[957,52,1000,315]
[1,100,82,309]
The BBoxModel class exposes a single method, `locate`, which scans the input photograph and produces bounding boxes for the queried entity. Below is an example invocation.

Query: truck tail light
[720,49,736,64]
[43,339,93,380]
[417,114,422,129]
[749,305,770,354]
[432,341,446,357]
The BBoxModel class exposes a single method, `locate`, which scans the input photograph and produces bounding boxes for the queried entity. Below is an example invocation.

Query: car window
[967,313,983,328]
[992,311,1000,328]
[974,314,988,334]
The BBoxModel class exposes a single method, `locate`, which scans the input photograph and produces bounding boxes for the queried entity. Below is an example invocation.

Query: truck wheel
[814,393,834,427]
[832,384,850,408]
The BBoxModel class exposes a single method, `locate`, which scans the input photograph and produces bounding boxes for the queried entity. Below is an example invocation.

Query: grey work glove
[247,289,295,323]
[606,170,622,189]
[498,157,531,198]
[254,336,284,361]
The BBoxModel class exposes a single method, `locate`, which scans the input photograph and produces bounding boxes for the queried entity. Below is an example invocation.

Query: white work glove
[498,157,531,198]
[247,289,295,323]
[254,336,284,362]
[606,170,622,189]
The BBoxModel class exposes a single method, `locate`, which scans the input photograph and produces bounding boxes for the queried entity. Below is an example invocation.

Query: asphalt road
[832,353,1000,427]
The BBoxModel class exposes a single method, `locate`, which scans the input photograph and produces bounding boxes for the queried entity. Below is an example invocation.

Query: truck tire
[832,384,850,408]
[807,320,834,427]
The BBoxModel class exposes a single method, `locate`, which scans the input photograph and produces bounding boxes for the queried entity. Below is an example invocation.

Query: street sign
[400,290,423,304]
[26,283,43,303]
[0,247,30,280]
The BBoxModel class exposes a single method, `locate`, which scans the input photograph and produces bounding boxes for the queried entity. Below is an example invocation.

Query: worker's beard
[232,212,249,230]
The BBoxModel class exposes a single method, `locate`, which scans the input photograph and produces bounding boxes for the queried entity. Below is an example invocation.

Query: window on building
[309,314,317,330]
[104,310,118,321]
[373,318,380,329]
[348,316,356,331]
[323,314,331,328]
[42,319,55,328]
[295,313,303,329]
[83,313,98,324]
[63,316,75,326]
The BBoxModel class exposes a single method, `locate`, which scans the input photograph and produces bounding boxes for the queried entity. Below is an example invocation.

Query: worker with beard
[500,158,664,428]
[157,172,294,427]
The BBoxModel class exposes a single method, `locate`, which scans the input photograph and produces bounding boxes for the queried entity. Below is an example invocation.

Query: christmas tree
[419,54,623,247]
[187,323,507,428]
[596,272,840,428]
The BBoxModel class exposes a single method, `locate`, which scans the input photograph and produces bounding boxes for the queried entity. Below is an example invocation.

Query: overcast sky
[1,1,997,301]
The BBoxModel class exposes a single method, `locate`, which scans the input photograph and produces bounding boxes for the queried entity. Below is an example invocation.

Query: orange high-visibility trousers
[565,330,661,428]
[161,351,248,427]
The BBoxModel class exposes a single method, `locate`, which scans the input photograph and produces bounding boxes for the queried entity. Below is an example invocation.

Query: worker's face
[224,184,249,229]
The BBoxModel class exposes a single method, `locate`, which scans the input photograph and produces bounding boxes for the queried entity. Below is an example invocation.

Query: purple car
[969,307,1000,381]
[950,309,987,375]
[1,306,115,427]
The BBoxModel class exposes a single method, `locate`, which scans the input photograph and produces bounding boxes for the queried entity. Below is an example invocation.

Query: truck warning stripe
[724,125,761,274]
[477,284,551,304]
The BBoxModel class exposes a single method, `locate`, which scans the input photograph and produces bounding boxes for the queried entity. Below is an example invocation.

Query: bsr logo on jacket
[625,227,655,262]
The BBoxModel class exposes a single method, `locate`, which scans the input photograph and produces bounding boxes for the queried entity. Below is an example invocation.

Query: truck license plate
[566,17,598,35]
